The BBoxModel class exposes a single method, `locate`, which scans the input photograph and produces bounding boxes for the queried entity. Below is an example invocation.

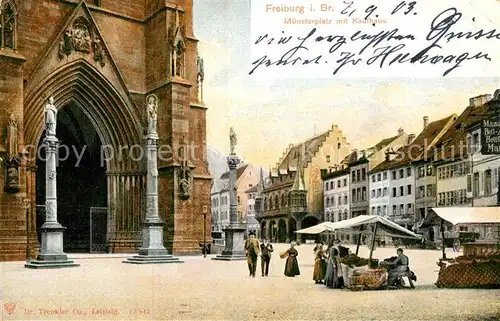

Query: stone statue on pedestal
[45,97,57,136]
[197,54,204,83]
[229,127,237,155]
[147,95,157,135]
[179,163,192,200]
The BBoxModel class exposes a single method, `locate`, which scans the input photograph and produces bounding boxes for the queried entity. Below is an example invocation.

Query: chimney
[423,116,429,129]
[408,134,416,144]
[385,149,397,161]
[353,149,359,161]
[398,128,404,135]
[469,94,492,107]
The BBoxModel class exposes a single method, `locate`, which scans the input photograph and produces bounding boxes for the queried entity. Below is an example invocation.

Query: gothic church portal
[0,0,211,260]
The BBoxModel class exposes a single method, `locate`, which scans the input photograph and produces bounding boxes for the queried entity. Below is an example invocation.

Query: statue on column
[229,127,237,155]
[146,94,157,135]
[5,114,20,192]
[178,163,192,200]
[45,97,57,136]
[197,54,204,83]
[7,114,18,159]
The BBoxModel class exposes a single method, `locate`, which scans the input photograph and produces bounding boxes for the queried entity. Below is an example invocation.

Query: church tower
[144,0,211,254]
[0,0,211,260]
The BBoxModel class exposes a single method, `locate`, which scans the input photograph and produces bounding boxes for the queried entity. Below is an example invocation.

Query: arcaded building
[0,0,211,260]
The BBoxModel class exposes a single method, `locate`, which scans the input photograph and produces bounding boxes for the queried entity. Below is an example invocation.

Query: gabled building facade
[413,114,457,232]
[351,129,409,218]
[219,164,259,223]
[256,125,350,242]
[211,188,230,246]
[322,165,351,242]
[466,92,500,238]
[245,184,260,238]
[426,92,500,241]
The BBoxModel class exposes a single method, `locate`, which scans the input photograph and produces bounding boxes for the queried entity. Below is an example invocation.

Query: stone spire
[258,167,265,193]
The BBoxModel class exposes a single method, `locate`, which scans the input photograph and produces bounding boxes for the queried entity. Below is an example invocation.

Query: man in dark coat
[244,230,260,277]
[260,239,274,276]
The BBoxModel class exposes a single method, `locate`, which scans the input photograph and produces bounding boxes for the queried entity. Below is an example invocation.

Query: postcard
[0,0,499,320]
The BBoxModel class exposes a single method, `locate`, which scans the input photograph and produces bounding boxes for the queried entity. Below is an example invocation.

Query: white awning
[295,215,421,239]
[294,222,336,234]
[431,207,500,225]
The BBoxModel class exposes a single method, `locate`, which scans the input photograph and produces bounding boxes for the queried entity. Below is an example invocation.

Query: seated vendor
[386,248,410,286]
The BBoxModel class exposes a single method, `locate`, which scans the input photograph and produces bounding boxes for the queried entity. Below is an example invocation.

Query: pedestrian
[281,241,300,277]
[260,238,274,277]
[313,242,327,284]
[244,230,260,277]
[324,239,344,288]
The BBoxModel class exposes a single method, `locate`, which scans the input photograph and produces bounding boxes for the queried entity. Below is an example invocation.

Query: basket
[369,259,379,269]
[279,252,288,259]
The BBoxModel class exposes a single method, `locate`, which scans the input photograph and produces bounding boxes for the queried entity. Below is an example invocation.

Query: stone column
[212,129,247,261]
[124,94,182,264]
[26,98,78,269]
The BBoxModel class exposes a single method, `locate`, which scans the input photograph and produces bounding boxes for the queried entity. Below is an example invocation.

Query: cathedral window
[0,4,16,49]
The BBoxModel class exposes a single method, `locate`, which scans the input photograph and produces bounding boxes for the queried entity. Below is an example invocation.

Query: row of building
[211,91,500,245]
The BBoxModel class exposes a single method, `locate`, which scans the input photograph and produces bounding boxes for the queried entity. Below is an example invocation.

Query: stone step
[122,255,184,264]
[211,255,247,261]
[24,260,80,269]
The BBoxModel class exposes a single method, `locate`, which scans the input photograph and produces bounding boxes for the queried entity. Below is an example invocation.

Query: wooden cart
[443,231,480,252]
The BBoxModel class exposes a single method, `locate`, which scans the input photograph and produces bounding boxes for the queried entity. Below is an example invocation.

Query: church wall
[0,0,210,259]
[93,13,146,93]
[100,0,146,20]
[17,0,73,78]
[0,54,27,261]
[18,0,147,93]
[190,107,209,175]
[144,10,168,91]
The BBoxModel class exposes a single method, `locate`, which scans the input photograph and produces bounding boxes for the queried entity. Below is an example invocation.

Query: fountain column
[124,94,183,264]
[212,128,247,261]
[25,97,79,269]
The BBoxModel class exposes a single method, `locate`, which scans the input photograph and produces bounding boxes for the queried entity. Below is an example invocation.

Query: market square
[2,243,500,320]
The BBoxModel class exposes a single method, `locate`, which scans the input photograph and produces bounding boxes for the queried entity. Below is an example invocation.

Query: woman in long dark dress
[324,239,343,288]
[283,241,300,277]
[313,242,327,284]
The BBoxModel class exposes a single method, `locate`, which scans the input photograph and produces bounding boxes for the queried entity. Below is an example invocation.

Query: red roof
[220,164,250,180]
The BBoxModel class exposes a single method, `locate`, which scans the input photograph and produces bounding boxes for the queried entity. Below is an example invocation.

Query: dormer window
[93,0,101,6]
[0,4,16,49]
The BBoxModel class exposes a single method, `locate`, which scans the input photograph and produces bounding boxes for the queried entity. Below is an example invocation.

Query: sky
[192,0,500,169]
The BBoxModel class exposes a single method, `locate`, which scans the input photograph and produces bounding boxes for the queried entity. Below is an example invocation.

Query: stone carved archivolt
[58,16,105,67]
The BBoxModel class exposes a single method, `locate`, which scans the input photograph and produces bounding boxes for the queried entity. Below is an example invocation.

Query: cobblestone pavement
[1,243,499,320]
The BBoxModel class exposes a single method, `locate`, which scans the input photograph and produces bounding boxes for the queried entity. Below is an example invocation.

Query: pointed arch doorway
[25,60,144,254]
[36,103,107,252]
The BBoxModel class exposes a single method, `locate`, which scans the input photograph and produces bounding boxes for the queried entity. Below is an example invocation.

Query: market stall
[426,207,500,288]
[296,215,422,290]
